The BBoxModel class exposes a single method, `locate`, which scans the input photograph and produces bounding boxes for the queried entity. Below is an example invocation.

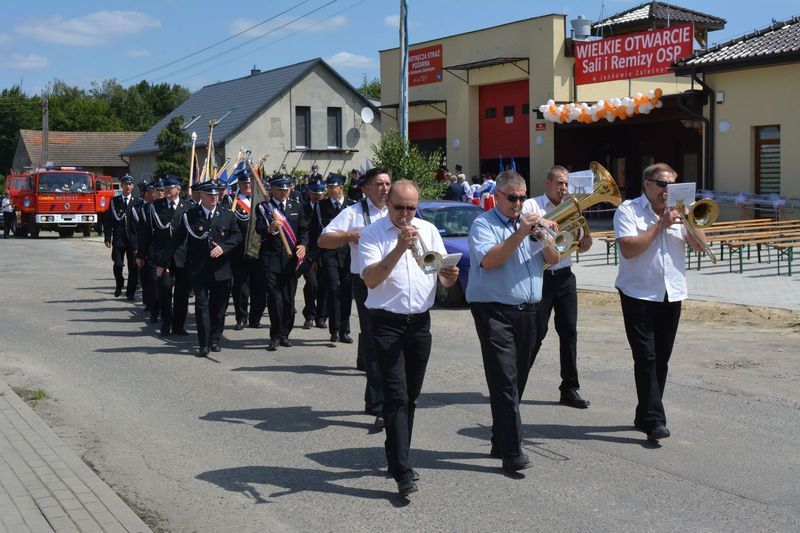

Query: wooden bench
[771,242,800,275]
[591,230,618,265]
[722,232,800,273]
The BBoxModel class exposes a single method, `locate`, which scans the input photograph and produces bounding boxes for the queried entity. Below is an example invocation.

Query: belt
[371,308,430,323]
[491,302,537,312]
[547,266,572,276]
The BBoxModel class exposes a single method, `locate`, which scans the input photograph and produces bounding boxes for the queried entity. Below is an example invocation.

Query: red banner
[574,23,693,85]
[409,44,443,86]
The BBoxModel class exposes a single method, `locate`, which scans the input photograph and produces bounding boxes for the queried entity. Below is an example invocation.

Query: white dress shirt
[321,198,389,274]
[614,194,688,302]
[522,193,571,270]
[359,216,446,314]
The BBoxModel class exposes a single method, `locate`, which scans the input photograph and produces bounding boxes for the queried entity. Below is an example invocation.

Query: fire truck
[6,167,114,238]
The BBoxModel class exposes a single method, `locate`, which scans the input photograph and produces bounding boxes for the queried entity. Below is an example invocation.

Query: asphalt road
[1,236,798,532]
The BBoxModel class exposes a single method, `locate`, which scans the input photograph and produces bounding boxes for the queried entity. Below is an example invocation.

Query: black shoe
[339,333,353,344]
[233,322,245,331]
[387,468,420,481]
[559,388,590,409]
[197,347,210,358]
[502,454,533,474]
[210,344,221,353]
[303,318,314,329]
[114,287,122,297]
[397,478,418,498]
[248,323,262,329]
[373,415,385,431]
[266,339,279,351]
[315,319,327,329]
[647,425,670,442]
[172,328,189,336]
[330,333,339,342]
[126,294,135,301]
[279,338,292,348]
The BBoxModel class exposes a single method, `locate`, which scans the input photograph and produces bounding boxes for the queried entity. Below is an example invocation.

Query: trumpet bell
[418,251,444,274]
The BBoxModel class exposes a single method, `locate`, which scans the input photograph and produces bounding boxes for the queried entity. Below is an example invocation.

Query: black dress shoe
[233,322,245,331]
[502,453,533,474]
[266,339,279,351]
[248,323,262,329]
[172,328,189,336]
[397,478,418,498]
[559,388,590,409]
[647,425,670,442]
[387,469,420,481]
[303,318,314,329]
[339,333,353,344]
[196,347,210,357]
[279,338,292,348]
[210,344,221,353]
[315,319,327,329]
[330,333,340,342]
[114,287,122,297]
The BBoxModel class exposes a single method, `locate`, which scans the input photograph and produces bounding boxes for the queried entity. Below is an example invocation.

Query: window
[295,106,311,148]
[503,105,515,117]
[327,107,342,148]
[755,126,780,194]
[484,107,496,119]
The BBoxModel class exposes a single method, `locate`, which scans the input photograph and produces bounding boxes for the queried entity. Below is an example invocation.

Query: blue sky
[2,0,798,95]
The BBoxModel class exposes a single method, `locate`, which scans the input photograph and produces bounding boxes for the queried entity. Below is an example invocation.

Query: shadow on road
[231,365,362,377]
[417,391,560,409]
[458,422,652,452]
[307,446,499,476]
[200,406,374,433]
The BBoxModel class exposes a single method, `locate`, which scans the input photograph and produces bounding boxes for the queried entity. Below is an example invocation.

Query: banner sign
[409,44,443,86]
[574,23,693,85]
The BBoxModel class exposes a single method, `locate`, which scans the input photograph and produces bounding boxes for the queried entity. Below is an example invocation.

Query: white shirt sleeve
[614,202,639,239]
[321,205,355,235]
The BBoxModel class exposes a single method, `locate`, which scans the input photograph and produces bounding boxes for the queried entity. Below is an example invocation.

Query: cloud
[16,11,160,46]
[0,53,50,69]
[326,52,378,69]
[0,33,11,47]
[126,49,151,57]
[384,15,400,29]
[228,15,347,38]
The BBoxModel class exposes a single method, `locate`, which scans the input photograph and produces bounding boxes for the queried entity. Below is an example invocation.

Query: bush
[370,130,444,199]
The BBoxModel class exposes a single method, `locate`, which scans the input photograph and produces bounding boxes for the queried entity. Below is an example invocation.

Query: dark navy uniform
[104,175,138,299]
[256,175,309,349]
[300,182,328,329]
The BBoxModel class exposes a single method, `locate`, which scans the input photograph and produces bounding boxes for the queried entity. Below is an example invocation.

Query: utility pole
[41,95,49,167]
[399,0,409,141]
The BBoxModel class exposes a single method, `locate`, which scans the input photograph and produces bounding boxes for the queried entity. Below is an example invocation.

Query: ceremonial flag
[498,154,504,175]
[511,156,517,173]
[245,173,267,259]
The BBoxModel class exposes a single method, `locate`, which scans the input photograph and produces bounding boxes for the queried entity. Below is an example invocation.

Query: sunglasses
[496,189,528,203]
[391,203,417,212]
[647,179,671,189]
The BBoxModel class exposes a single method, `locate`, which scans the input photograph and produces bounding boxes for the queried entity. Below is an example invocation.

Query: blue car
[416,200,484,307]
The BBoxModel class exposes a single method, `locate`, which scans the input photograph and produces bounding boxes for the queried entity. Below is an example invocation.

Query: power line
[176,0,370,84]
[120,0,314,83]
[148,0,340,84]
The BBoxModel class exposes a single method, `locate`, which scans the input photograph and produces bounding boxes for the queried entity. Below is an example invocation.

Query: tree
[370,129,445,199]
[359,74,381,100]
[0,86,40,173]
[153,116,189,182]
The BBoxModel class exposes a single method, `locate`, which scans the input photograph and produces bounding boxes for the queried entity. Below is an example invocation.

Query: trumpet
[402,217,444,274]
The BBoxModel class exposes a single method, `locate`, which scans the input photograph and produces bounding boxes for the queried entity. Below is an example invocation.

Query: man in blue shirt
[467,170,560,474]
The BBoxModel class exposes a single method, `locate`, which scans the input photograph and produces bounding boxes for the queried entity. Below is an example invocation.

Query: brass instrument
[537,161,623,268]
[675,198,719,263]
[403,216,444,273]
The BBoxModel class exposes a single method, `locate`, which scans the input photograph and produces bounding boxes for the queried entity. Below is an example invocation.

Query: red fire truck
[7,167,115,238]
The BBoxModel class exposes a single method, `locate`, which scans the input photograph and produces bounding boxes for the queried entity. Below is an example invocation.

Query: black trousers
[157,265,189,333]
[352,276,383,414]
[470,302,537,459]
[264,268,297,341]
[112,246,138,297]
[3,212,14,238]
[302,266,328,322]
[372,310,432,483]
[192,276,232,348]
[143,261,160,319]
[232,256,266,325]
[324,263,352,335]
[533,270,580,392]
[619,291,682,431]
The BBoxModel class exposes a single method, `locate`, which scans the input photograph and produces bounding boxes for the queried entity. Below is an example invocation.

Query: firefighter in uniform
[137,180,165,323]
[256,174,308,351]
[104,174,139,300]
[129,182,153,313]
[151,176,191,337]
[170,180,241,357]
[300,180,328,329]
[312,173,355,343]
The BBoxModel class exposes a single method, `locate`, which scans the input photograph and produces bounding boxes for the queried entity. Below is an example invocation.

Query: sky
[1,0,798,95]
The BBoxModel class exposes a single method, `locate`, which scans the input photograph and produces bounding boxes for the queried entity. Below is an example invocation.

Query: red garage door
[479,80,530,177]
[410,119,446,158]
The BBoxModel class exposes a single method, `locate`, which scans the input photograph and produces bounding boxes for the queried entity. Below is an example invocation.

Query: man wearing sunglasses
[467,171,560,474]
[614,163,707,444]
[360,179,459,497]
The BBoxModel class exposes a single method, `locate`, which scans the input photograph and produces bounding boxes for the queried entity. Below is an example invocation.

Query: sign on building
[574,23,693,85]
[409,44,443,86]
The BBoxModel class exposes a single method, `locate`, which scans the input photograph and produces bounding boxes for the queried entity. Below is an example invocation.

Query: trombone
[674,198,719,263]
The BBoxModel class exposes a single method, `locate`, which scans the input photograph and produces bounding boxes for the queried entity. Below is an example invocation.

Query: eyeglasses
[496,189,527,203]
[647,179,671,189]
[391,203,417,212]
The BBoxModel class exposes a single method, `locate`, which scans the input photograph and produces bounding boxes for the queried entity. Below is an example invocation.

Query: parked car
[416,200,484,307]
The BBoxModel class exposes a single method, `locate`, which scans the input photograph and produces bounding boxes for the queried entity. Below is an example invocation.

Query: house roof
[18,130,143,167]
[122,58,377,156]
[674,16,800,73]
[593,1,725,34]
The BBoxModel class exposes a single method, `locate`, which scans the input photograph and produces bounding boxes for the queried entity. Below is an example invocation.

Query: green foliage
[153,116,190,182]
[359,74,381,100]
[0,86,40,173]
[370,129,445,199]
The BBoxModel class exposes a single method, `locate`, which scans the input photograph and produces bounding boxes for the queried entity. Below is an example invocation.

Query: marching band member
[104,174,138,299]
[169,180,241,357]
[255,174,308,351]
[300,180,328,330]
[466,170,559,473]
[359,179,458,497]
[614,163,707,443]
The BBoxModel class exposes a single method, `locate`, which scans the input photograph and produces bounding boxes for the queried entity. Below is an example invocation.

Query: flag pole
[189,131,197,185]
